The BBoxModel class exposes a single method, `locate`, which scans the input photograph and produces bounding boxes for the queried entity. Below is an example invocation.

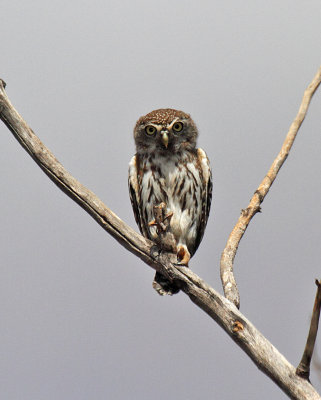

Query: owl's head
[133,108,198,154]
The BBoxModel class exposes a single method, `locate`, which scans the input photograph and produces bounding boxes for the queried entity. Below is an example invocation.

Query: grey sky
[1,1,321,399]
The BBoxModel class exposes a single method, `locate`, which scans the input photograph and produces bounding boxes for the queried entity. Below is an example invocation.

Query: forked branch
[1,71,321,399]
[220,67,321,308]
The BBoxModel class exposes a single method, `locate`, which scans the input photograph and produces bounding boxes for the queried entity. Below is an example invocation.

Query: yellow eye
[172,122,183,133]
[145,125,157,136]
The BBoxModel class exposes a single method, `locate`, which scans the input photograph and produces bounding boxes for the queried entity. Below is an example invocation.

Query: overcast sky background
[1,1,321,399]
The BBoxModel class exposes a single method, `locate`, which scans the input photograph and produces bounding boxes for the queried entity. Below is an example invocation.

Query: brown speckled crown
[136,108,190,127]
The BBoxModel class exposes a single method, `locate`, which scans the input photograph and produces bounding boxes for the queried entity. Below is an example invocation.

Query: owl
[128,108,212,295]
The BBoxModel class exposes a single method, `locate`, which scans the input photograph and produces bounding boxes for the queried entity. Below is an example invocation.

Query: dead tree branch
[1,70,321,399]
[220,67,321,308]
[297,279,321,380]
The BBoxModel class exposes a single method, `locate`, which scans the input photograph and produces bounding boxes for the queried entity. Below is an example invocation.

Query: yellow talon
[177,246,190,266]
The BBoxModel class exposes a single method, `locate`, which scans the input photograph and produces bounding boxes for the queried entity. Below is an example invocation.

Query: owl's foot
[148,218,167,234]
[164,211,173,222]
[176,245,190,266]
[148,205,173,234]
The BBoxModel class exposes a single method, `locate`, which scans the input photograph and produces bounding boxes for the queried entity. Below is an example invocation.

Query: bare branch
[296,279,321,380]
[0,79,156,269]
[220,66,321,308]
[1,78,321,399]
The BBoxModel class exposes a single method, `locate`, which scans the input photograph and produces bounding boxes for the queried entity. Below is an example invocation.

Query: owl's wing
[191,148,213,256]
[128,155,150,238]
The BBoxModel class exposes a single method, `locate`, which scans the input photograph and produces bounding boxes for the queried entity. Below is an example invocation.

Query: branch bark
[1,72,321,400]
[220,67,321,308]
[297,279,321,380]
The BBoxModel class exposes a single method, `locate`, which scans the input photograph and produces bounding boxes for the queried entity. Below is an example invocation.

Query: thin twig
[220,66,321,308]
[1,78,321,399]
[296,279,321,380]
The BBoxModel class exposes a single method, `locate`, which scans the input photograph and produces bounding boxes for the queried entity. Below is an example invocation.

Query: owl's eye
[145,125,157,136]
[172,122,184,133]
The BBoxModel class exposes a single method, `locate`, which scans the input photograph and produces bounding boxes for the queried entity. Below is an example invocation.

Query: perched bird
[128,108,212,295]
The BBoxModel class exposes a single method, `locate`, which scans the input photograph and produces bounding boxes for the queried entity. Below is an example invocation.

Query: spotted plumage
[129,108,212,295]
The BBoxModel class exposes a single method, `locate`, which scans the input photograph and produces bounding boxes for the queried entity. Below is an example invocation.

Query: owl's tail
[152,272,180,296]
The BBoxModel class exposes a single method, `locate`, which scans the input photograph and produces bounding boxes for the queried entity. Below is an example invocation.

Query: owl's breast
[140,154,203,249]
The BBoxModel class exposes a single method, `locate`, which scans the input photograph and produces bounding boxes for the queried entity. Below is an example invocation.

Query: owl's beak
[160,130,169,148]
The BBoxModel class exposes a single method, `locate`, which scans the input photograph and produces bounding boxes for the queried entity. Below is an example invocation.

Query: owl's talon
[176,245,190,266]
[149,205,172,234]
[164,211,173,221]
[174,262,189,267]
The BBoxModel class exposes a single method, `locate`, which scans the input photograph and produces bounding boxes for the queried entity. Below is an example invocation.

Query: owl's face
[134,108,198,155]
